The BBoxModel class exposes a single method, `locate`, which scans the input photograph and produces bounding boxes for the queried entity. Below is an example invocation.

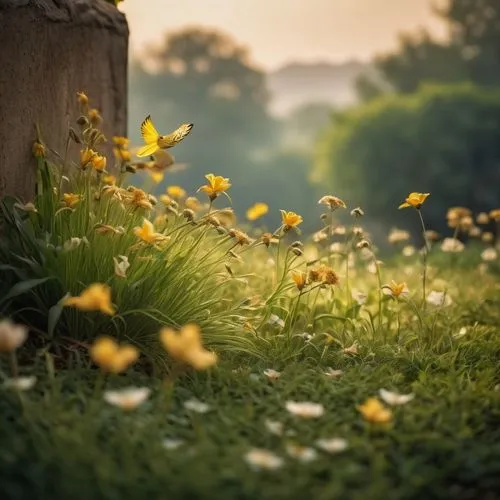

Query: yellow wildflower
[76,91,89,106]
[489,209,500,222]
[113,147,131,162]
[382,281,409,298]
[398,192,430,209]
[246,202,269,221]
[90,336,138,373]
[88,108,102,125]
[167,186,187,199]
[280,210,303,230]
[64,283,116,315]
[32,141,46,158]
[103,175,116,186]
[160,324,217,370]
[198,173,231,201]
[185,196,202,211]
[63,193,81,208]
[133,219,169,246]
[318,195,346,210]
[357,398,393,424]
[291,271,307,291]
[91,154,107,172]
[80,148,97,168]
[112,136,130,148]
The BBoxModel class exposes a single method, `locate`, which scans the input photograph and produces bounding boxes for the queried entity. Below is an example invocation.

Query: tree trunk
[0,0,128,202]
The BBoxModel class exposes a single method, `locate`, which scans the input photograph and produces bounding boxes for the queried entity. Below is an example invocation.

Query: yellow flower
[63,193,81,208]
[64,283,116,316]
[490,209,500,222]
[382,280,409,298]
[357,397,392,424]
[88,108,102,125]
[280,210,303,230]
[76,91,89,106]
[103,175,116,186]
[398,192,430,209]
[318,195,346,210]
[0,319,28,353]
[133,218,169,246]
[246,202,269,221]
[90,336,138,373]
[185,196,202,211]
[167,185,187,199]
[112,136,130,148]
[198,173,231,200]
[160,324,217,370]
[113,147,131,162]
[32,141,46,158]
[80,148,97,168]
[91,154,107,172]
[125,187,153,210]
[291,271,307,291]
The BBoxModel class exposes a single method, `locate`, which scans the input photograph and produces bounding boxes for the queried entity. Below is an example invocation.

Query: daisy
[103,387,150,410]
[244,448,284,471]
[184,399,211,414]
[315,438,349,454]
[285,401,324,419]
[379,388,415,406]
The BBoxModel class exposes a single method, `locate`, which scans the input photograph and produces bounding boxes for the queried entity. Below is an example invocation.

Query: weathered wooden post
[0,0,128,202]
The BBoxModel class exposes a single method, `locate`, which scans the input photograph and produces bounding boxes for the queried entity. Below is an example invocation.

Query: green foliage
[314,83,500,231]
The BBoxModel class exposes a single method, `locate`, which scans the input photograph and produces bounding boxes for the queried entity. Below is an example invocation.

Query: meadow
[0,94,500,500]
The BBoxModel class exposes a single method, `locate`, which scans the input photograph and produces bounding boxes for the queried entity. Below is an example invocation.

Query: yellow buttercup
[137,115,193,157]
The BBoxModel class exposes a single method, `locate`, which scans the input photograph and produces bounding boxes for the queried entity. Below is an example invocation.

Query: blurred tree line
[318,0,500,233]
[129,28,321,232]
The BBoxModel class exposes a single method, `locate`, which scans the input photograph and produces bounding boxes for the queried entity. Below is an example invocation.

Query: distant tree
[130,28,275,180]
[357,0,500,97]
[315,84,500,232]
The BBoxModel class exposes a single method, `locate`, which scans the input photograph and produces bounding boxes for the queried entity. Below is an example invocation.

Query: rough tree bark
[0,0,128,201]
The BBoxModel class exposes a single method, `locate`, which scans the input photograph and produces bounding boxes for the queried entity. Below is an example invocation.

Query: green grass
[1,283,500,500]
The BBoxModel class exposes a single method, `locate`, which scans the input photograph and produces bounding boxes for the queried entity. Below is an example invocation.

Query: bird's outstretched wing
[141,115,160,145]
[163,123,193,148]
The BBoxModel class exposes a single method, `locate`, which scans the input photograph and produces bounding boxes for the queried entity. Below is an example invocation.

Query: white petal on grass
[184,399,211,414]
[324,368,344,378]
[286,444,318,463]
[268,314,285,328]
[113,255,130,278]
[4,376,37,391]
[379,388,415,406]
[263,369,281,381]
[162,438,185,450]
[103,387,150,410]
[244,448,284,471]
[453,327,468,339]
[481,248,497,262]
[315,438,349,454]
[264,419,284,436]
[351,289,367,305]
[285,401,324,419]
[426,290,453,307]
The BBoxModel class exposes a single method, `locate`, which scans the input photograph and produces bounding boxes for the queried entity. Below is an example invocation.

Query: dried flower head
[318,195,346,210]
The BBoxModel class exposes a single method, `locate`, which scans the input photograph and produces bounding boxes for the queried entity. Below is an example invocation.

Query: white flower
[285,401,324,419]
[351,289,367,305]
[14,202,38,213]
[441,238,464,253]
[263,369,281,381]
[63,236,89,251]
[264,419,284,436]
[0,319,28,352]
[379,388,415,406]
[481,248,497,262]
[329,242,344,254]
[162,438,185,450]
[367,260,383,274]
[184,399,211,414]
[324,368,344,378]
[113,255,130,278]
[388,228,410,244]
[426,290,452,307]
[103,387,150,410]
[4,376,37,391]
[315,438,349,454]
[453,327,468,339]
[402,245,416,257]
[286,444,318,463]
[268,314,285,328]
[343,343,359,355]
[244,448,284,471]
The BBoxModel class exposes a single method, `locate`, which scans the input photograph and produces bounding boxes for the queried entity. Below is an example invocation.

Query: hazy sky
[121,0,447,70]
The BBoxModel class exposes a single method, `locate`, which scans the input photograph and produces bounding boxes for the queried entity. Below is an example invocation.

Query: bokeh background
[120,0,500,236]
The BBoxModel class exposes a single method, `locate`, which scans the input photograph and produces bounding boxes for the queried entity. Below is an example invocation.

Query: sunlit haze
[121,0,447,69]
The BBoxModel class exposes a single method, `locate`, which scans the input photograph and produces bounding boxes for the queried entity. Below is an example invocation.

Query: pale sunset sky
[121,0,447,69]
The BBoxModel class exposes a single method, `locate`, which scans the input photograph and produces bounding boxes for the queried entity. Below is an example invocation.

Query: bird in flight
[136,115,193,157]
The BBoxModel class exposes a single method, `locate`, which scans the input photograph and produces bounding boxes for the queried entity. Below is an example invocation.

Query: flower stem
[417,209,429,307]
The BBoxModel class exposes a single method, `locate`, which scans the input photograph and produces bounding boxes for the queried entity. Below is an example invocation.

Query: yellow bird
[137,115,193,157]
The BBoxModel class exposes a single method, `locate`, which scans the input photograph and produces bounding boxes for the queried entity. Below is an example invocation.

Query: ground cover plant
[0,93,499,500]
